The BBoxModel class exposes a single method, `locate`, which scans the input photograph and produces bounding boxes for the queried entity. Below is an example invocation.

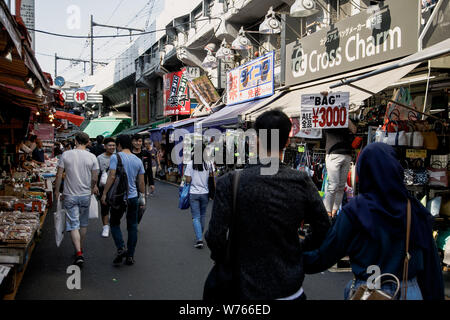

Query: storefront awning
[54,111,85,127]
[83,120,128,138]
[197,94,282,129]
[330,38,450,89]
[245,62,419,121]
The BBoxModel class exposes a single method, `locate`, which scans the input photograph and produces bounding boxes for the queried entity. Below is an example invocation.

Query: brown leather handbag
[350,200,412,300]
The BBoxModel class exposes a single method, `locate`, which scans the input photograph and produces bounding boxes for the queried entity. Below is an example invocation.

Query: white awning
[244,62,419,121]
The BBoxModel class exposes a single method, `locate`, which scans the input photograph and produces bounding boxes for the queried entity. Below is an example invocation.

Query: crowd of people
[49,108,445,301]
[53,133,164,267]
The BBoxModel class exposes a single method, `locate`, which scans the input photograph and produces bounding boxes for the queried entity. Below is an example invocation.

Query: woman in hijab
[303,143,444,300]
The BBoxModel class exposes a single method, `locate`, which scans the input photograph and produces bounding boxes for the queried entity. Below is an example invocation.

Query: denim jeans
[190,193,209,241]
[63,194,91,231]
[110,197,139,257]
[344,277,423,300]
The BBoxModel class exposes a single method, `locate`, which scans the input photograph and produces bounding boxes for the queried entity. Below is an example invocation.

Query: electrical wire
[28,17,222,39]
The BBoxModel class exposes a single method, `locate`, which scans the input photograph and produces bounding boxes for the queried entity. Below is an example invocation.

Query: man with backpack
[101,135,146,266]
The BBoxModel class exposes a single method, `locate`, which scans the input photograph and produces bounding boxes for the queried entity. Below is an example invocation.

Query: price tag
[298,146,305,153]
[300,93,349,129]
[406,149,427,159]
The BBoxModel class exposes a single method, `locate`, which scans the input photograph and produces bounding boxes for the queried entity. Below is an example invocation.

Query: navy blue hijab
[343,143,444,300]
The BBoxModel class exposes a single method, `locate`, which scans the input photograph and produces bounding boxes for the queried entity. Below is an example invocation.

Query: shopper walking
[323,118,357,219]
[91,135,106,157]
[184,143,214,249]
[303,143,445,300]
[145,139,158,180]
[97,138,116,238]
[54,132,99,267]
[101,135,146,266]
[204,110,331,301]
[132,135,155,195]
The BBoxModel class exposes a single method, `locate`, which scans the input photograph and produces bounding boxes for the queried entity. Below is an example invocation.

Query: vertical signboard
[226,51,275,106]
[137,88,150,125]
[163,69,191,116]
[16,0,35,51]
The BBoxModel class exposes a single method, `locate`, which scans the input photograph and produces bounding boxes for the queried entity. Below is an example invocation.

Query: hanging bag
[351,200,412,300]
[412,159,429,186]
[203,170,241,301]
[428,161,448,188]
[178,180,191,210]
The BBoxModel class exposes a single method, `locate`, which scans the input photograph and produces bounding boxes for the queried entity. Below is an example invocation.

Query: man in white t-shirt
[55,132,99,267]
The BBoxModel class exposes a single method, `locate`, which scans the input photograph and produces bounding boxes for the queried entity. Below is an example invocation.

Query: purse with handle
[350,200,412,300]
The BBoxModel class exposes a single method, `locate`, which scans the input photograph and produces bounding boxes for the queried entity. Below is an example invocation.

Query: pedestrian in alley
[204,110,331,301]
[184,143,214,249]
[145,138,158,180]
[91,135,106,157]
[101,135,146,266]
[97,137,116,238]
[303,143,445,300]
[132,134,155,196]
[54,132,99,267]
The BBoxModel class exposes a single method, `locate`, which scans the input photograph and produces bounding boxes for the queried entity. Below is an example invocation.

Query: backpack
[106,153,129,210]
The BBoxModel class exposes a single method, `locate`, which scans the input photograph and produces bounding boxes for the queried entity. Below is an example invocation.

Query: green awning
[150,118,171,129]
[83,119,130,138]
[113,125,149,137]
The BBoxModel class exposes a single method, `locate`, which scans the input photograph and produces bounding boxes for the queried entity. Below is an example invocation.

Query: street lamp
[259,7,282,34]
[215,39,234,62]
[231,27,252,50]
[202,49,218,69]
[290,0,320,18]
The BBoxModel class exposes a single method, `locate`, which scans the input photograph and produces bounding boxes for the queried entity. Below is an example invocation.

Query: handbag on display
[351,200,412,300]
[403,161,414,186]
[427,196,442,217]
[203,170,241,302]
[422,131,439,150]
[411,159,429,186]
[382,120,407,147]
[428,161,448,188]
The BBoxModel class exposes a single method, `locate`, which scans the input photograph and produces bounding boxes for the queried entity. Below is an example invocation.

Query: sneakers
[194,240,204,249]
[101,225,110,238]
[125,256,135,265]
[113,248,127,265]
[74,255,84,267]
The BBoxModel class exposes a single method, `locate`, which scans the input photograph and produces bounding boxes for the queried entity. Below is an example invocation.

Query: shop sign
[300,92,349,130]
[226,51,274,106]
[137,88,150,125]
[74,90,88,104]
[290,118,323,139]
[163,68,191,116]
[406,149,427,159]
[188,75,220,114]
[286,0,419,86]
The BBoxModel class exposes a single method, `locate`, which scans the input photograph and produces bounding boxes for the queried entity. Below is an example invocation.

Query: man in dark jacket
[205,110,331,300]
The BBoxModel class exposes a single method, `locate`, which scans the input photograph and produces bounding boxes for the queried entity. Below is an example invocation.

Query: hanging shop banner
[137,88,150,125]
[188,75,220,114]
[34,123,54,141]
[300,92,349,130]
[286,0,419,86]
[227,51,274,106]
[163,69,191,116]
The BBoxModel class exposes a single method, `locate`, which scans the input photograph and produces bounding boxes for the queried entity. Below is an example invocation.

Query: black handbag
[203,170,241,302]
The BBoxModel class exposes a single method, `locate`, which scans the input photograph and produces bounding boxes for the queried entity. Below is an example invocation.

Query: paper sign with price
[300,92,349,129]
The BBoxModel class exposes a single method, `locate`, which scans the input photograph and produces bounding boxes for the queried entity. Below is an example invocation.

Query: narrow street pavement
[16,180,352,300]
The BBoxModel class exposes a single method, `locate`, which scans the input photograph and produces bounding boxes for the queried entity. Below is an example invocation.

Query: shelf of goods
[0,190,49,300]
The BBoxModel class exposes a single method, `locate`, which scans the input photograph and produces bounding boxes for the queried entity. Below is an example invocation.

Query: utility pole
[54,54,108,78]
[90,15,144,76]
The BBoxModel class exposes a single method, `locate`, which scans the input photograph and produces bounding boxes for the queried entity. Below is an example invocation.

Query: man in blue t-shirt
[101,135,145,266]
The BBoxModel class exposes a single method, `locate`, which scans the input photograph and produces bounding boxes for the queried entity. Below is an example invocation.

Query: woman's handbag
[422,131,439,150]
[428,161,448,188]
[382,120,407,147]
[203,170,241,302]
[411,159,429,186]
[350,200,412,300]
[178,180,191,210]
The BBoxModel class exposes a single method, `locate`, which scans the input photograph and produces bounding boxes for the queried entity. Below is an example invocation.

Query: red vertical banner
[163,69,191,116]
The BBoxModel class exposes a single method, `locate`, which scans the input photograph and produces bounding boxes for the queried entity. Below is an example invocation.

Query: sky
[32,0,152,84]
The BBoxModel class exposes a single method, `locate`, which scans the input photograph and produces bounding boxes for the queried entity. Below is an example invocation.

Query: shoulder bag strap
[401,199,412,300]
[225,170,241,263]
